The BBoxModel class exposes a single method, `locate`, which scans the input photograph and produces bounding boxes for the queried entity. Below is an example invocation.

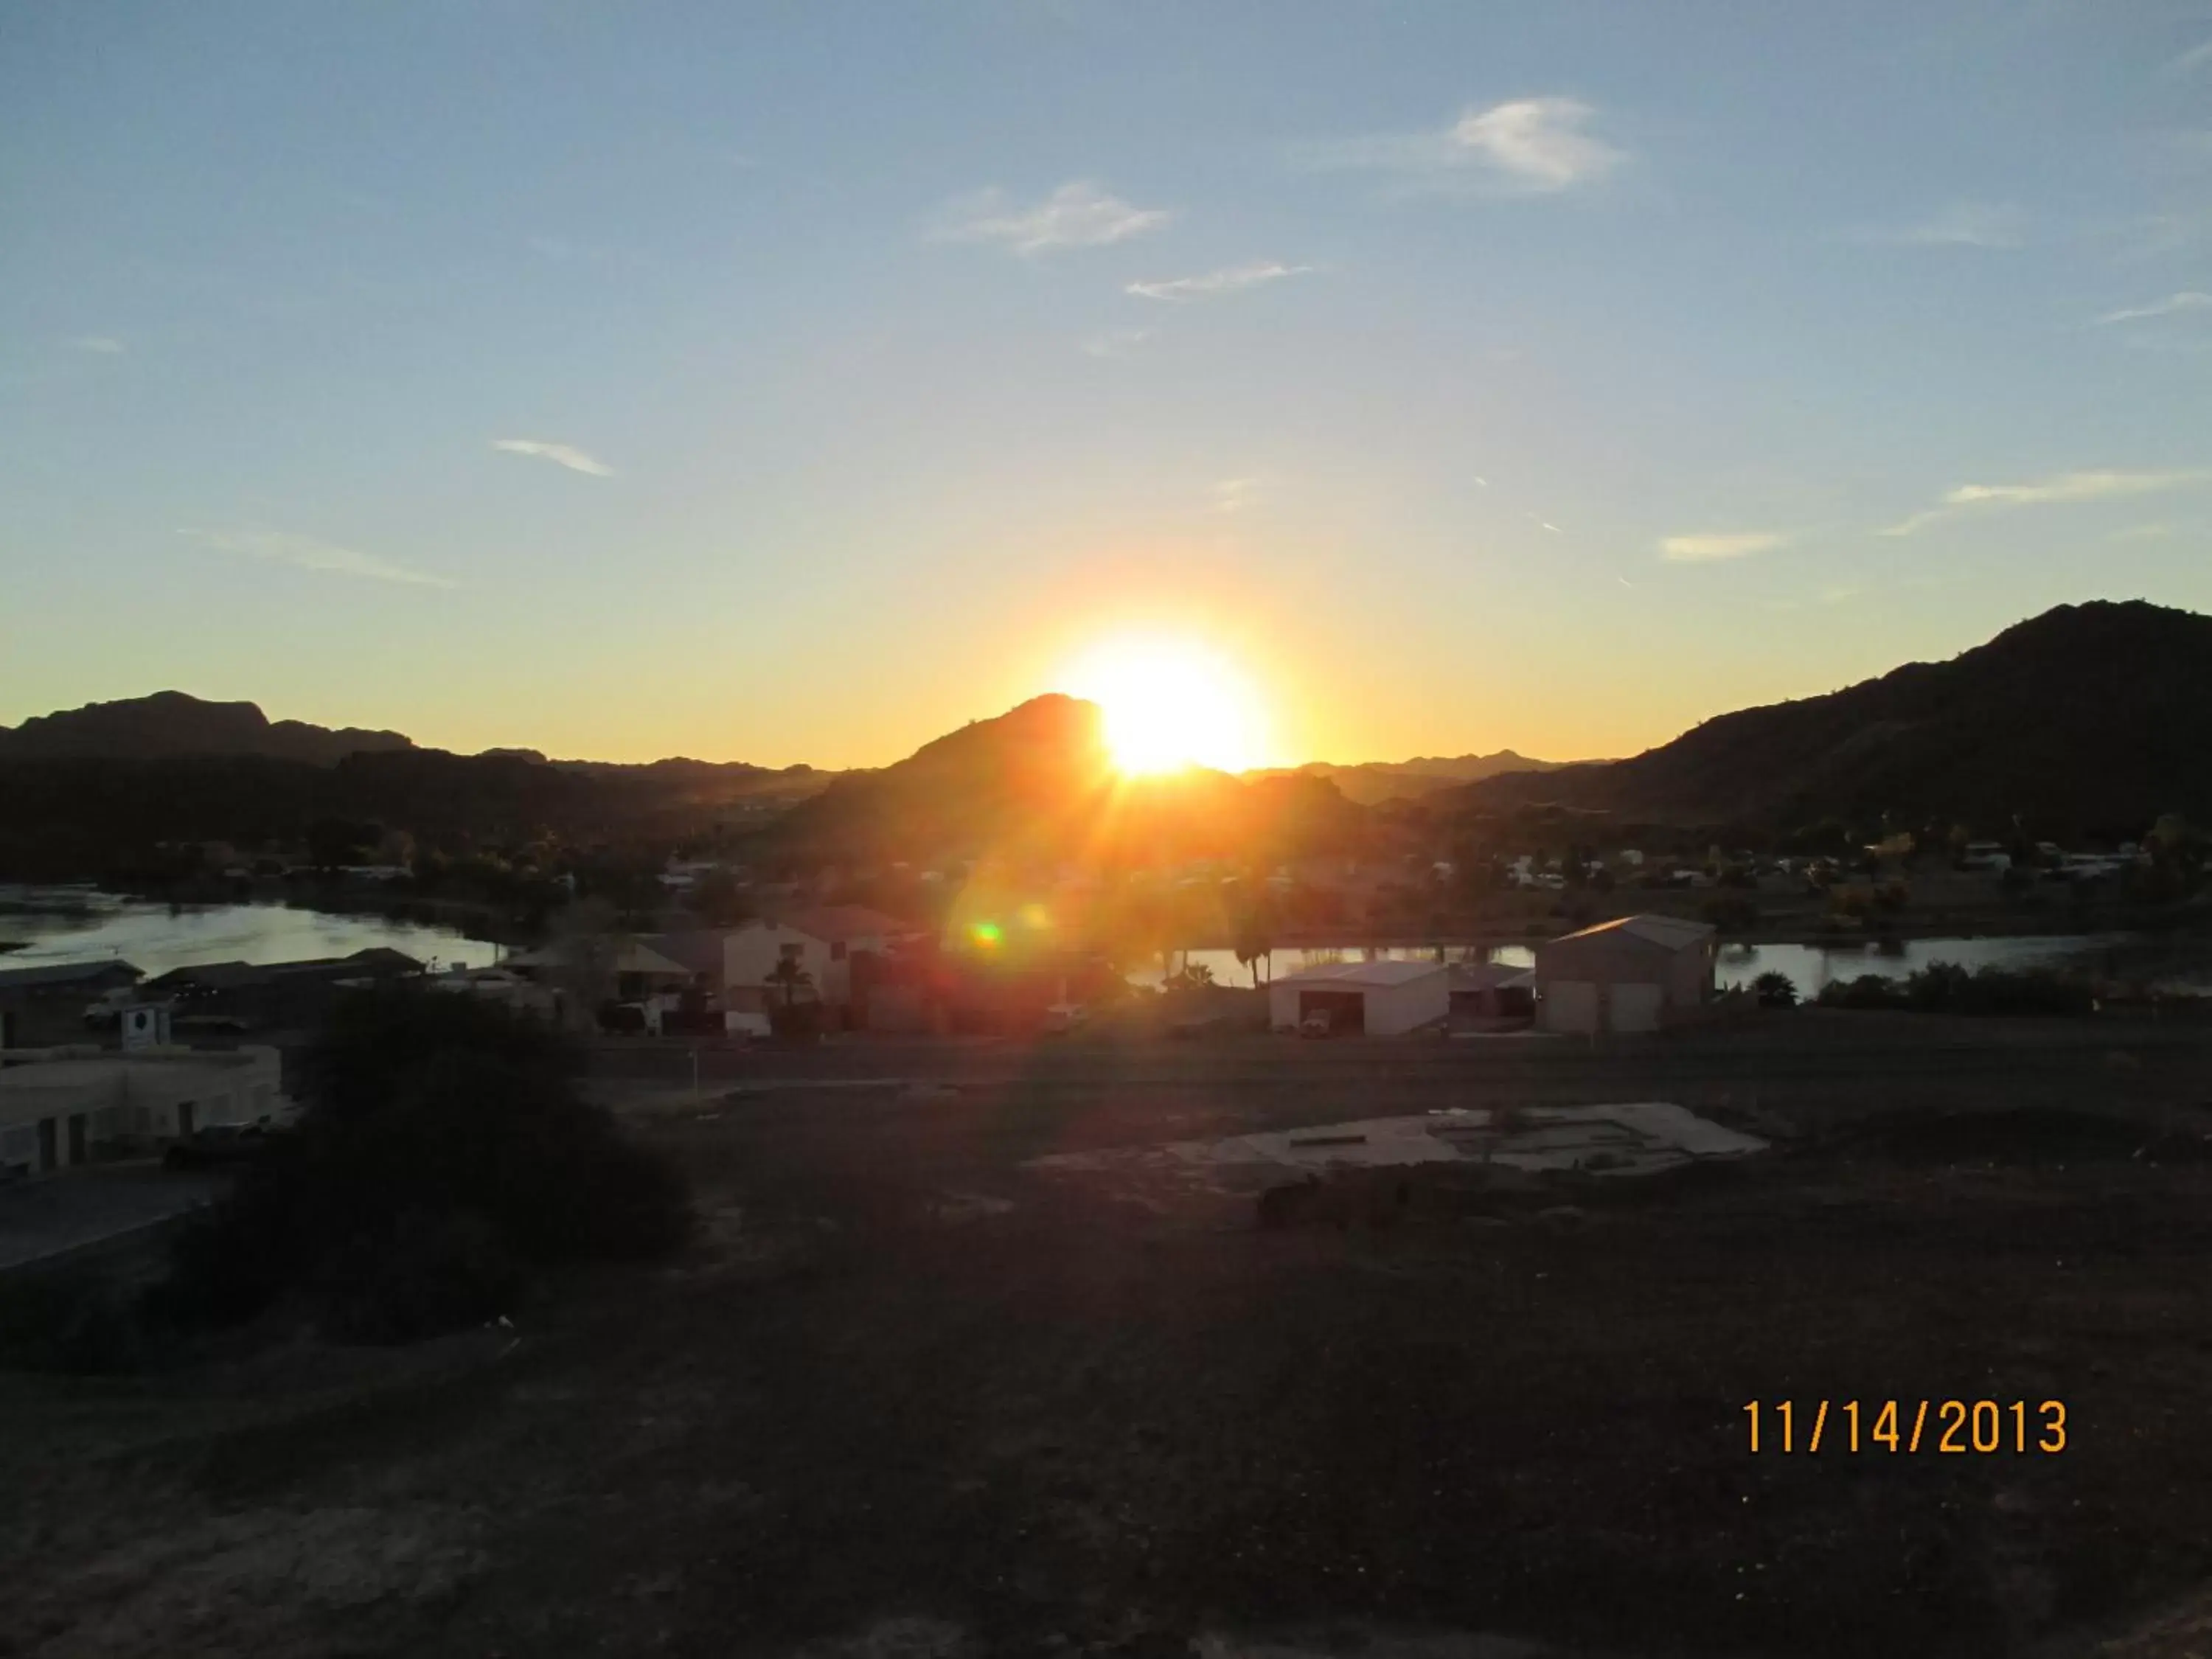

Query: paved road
[0,1165,226,1275]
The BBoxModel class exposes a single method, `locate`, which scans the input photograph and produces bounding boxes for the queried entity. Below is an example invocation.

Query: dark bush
[1752,970,1798,1008]
[160,988,689,1340]
[327,1210,521,1344]
[1815,961,2093,1017]
[305,987,585,1121]
[0,1272,163,1374]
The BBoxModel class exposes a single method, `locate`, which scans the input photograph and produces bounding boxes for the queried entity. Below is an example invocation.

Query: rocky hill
[769,694,1360,867]
[0,691,414,765]
[1249,749,1565,806]
[1452,600,2212,835]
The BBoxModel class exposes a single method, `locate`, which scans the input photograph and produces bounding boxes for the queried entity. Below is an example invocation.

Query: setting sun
[1060,638,1270,776]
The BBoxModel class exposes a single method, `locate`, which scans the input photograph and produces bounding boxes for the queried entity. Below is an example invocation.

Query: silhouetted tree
[764,956,814,1008]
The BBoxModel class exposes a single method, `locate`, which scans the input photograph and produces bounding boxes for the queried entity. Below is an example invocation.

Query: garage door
[1609,981,1664,1034]
[1298,990,1366,1034]
[1543,980,1599,1034]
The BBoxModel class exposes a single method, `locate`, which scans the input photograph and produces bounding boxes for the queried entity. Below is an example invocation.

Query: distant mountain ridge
[1450,600,2212,834]
[0,692,814,779]
[0,691,415,766]
[1248,750,1567,805]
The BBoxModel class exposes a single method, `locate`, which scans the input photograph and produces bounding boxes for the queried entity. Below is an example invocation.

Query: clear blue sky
[4,1,2208,765]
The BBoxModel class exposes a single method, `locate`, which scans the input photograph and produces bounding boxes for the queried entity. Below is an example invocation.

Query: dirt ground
[6,1011,2212,1659]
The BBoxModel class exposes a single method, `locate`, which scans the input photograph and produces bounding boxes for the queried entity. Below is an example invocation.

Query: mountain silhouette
[771,693,1357,866]
[0,691,414,766]
[1451,600,2212,835]
[1248,749,1566,805]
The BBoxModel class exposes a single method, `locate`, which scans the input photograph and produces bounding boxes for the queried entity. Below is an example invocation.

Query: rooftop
[759,905,916,943]
[1449,961,1537,990]
[1272,959,1449,989]
[1548,914,1717,952]
[0,959,142,992]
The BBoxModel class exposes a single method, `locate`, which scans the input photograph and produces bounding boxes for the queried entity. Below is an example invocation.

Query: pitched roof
[615,942,695,978]
[1272,959,1448,989]
[758,905,914,944]
[1450,961,1537,990]
[0,959,142,991]
[1548,914,1717,952]
[641,930,729,978]
[145,948,423,990]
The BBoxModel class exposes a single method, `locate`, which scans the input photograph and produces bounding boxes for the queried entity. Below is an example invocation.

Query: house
[0,960,145,1047]
[1448,961,1537,1021]
[144,948,422,1030]
[1534,914,1717,1034]
[1267,960,1450,1037]
[1,1043,291,1175]
[611,940,697,1001]
[724,907,913,1009]
[0,959,143,1003]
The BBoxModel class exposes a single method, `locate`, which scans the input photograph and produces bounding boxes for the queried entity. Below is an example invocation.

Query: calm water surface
[1131,933,2202,992]
[0,887,500,977]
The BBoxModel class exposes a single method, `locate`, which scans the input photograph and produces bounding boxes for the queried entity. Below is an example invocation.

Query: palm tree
[764,957,814,1008]
[1232,919,1273,988]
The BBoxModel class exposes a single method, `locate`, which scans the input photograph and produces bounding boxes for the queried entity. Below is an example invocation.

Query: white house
[1267,960,1450,1037]
[1534,914,1717,1035]
[724,906,910,1007]
[1,1042,290,1175]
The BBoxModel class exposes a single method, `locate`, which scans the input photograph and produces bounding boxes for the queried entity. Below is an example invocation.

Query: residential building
[725,907,912,1008]
[1,1042,290,1175]
[1534,914,1717,1035]
[1267,960,1450,1037]
[0,959,145,1047]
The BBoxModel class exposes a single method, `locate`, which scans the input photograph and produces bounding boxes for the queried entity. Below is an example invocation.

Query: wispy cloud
[179,527,456,589]
[1126,262,1312,302]
[2168,37,2212,75]
[1079,327,1153,359]
[1212,477,1261,513]
[1301,97,1625,195]
[2095,291,2212,325]
[1880,468,2208,537]
[68,335,125,355]
[2108,522,2174,543]
[1843,203,2024,248]
[931,181,1170,255]
[1660,530,1788,563]
[492,438,614,477]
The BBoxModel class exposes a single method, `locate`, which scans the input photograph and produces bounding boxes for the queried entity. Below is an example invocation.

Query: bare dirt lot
[7,1011,2212,1659]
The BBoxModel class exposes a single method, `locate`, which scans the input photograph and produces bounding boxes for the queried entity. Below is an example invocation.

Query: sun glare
[1061,638,1269,776]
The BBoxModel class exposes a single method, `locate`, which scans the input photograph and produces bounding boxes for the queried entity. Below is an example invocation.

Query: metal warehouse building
[1534,914,1717,1034]
[1267,959,1450,1037]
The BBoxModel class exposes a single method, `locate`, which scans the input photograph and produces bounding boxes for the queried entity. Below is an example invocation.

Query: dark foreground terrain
[7,1011,2212,1658]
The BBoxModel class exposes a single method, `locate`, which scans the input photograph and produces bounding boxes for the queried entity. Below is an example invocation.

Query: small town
[7,6,2212,1658]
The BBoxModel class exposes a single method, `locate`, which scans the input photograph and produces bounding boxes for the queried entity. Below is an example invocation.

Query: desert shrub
[1818,973,1905,1009]
[0,1273,162,1374]
[1815,962,2092,1018]
[159,988,689,1340]
[326,1210,521,1344]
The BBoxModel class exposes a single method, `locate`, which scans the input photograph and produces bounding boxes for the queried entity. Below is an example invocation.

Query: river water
[0,887,501,977]
[1131,932,2209,993]
[4,888,2202,998]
